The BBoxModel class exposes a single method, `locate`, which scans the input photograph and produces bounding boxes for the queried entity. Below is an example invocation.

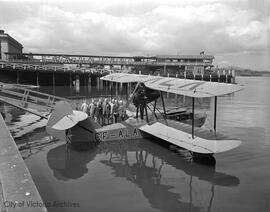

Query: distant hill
[235,69,270,76]
[216,66,270,77]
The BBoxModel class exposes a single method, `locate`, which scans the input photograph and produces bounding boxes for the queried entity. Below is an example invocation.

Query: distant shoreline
[236,74,270,77]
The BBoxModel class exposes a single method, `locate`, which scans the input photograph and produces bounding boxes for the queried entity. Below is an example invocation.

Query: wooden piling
[36,71,39,87]
[16,71,19,84]
[69,72,72,88]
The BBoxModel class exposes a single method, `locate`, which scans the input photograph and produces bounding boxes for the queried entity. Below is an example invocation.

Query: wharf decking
[0,114,47,212]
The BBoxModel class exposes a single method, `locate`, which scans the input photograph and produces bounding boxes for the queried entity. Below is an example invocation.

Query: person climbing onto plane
[133,83,146,120]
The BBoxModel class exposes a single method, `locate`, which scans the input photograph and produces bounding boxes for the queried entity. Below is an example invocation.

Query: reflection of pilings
[126,83,128,101]
[100,76,103,90]
[120,82,123,90]
[36,71,39,87]
[97,76,100,90]
[69,72,72,88]
[52,72,55,94]
[16,70,19,84]
[88,74,92,86]
[75,74,80,93]
[84,74,87,87]
[87,75,91,95]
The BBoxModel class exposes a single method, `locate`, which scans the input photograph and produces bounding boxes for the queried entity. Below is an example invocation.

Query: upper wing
[100,73,154,83]
[143,76,243,98]
[101,73,244,98]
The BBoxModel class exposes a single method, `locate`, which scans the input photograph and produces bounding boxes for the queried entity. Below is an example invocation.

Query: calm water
[1,77,270,212]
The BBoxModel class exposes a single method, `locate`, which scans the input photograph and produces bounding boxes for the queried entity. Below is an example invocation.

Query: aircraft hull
[68,117,241,155]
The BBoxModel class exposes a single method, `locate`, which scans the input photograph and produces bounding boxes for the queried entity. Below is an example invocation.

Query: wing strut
[214,96,217,132]
[125,81,140,108]
[145,106,149,123]
[160,91,167,123]
[153,99,157,113]
[192,97,195,139]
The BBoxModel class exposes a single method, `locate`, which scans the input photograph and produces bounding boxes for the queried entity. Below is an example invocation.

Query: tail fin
[46,101,95,144]
[47,101,88,130]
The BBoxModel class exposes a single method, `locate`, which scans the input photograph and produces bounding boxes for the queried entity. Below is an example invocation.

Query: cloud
[0,0,269,70]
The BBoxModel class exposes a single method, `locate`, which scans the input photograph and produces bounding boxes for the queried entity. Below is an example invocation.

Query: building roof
[0,30,23,48]
[155,54,214,60]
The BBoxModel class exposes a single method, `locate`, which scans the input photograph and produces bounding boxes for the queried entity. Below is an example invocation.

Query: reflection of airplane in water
[47,144,98,180]
[100,141,240,212]
[46,140,240,212]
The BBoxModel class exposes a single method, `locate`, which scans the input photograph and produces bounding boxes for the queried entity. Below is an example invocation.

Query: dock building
[0,30,23,61]
[0,31,235,87]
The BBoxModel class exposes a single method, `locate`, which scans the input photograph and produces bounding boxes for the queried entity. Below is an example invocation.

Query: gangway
[0,83,73,118]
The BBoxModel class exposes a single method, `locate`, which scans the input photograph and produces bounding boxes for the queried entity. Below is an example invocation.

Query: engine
[132,83,160,107]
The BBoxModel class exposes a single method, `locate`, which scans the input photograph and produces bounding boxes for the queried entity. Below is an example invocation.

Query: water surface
[1,77,270,212]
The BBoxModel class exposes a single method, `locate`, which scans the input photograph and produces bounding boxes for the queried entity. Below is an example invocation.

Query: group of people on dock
[80,98,127,125]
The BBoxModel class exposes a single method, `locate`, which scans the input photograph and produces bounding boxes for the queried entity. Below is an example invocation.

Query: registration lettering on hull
[95,127,142,142]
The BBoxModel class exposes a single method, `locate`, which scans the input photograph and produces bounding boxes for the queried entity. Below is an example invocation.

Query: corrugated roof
[155,54,214,59]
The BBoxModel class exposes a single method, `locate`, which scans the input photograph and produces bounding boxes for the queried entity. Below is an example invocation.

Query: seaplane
[45,73,244,158]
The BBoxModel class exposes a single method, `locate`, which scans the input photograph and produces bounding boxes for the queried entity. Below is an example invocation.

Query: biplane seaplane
[45,73,243,157]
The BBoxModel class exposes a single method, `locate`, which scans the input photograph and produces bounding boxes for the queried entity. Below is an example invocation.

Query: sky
[0,0,269,70]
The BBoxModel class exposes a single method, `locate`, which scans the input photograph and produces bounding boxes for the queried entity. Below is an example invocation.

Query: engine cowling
[132,84,160,107]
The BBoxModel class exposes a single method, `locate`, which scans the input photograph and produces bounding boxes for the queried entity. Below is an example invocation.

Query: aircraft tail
[68,117,98,144]
[46,101,97,145]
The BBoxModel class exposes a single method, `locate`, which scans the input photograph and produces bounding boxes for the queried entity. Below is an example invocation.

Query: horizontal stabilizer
[139,122,241,154]
[47,101,88,130]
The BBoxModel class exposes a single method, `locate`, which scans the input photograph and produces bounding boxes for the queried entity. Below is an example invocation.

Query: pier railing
[0,83,71,112]
[4,59,212,67]
[4,52,214,67]
[0,61,108,74]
